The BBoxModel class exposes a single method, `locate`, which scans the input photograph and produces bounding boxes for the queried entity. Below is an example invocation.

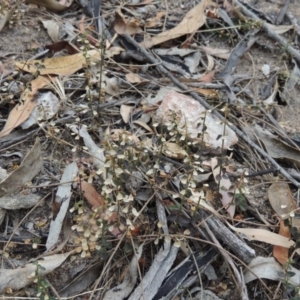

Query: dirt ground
[1,0,300,299]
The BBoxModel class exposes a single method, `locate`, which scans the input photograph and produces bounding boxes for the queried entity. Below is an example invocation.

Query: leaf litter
[0,0,300,299]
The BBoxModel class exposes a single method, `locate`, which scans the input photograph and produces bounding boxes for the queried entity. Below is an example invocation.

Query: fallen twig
[203,221,249,300]
[196,209,256,263]
[276,0,290,24]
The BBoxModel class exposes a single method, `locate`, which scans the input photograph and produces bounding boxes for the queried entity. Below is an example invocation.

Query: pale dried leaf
[0,76,53,137]
[268,24,294,34]
[163,142,188,159]
[125,73,144,83]
[227,222,295,247]
[0,209,5,226]
[0,138,43,199]
[199,70,215,83]
[25,0,73,12]
[0,252,72,293]
[103,75,120,96]
[0,60,11,77]
[184,51,201,73]
[0,5,15,32]
[21,92,60,129]
[120,105,134,123]
[133,120,154,133]
[268,181,300,230]
[15,50,100,76]
[141,0,209,48]
[206,54,215,71]
[114,10,142,35]
[146,12,166,28]
[196,88,217,97]
[46,162,78,251]
[42,19,60,42]
[244,256,300,286]
[268,182,296,219]
[199,45,231,60]
[110,129,140,144]
[105,46,125,58]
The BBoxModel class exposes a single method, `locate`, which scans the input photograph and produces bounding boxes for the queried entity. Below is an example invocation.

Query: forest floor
[1,0,300,299]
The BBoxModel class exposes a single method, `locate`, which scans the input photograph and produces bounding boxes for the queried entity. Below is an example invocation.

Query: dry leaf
[0,138,43,199]
[0,60,11,77]
[21,91,60,129]
[273,219,290,265]
[244,256,300,286]
[196,88,217,97]
[268,24,294,34]
[46,162,78,251]
[79,180,105,209]
[15,50,100,76]
[25,0,73,12]
[227,222,295,247]
[60,262,102,297]
[146,12,166,28]
[125,73,144,83]
[0,76,53,138]
[199,70,215,83]
[141,0,209,48]
[163,142,188,159]
[110,129,140,144]
[114,10,143,35]
[102,75,120,96]
[133,120,154,133]
[106,46,125,58]
[154,47,196,57]
[199,46,231,60]
[206,54,215,71]
[184,51,201,73]
[42,19,60,43]
[268,182,297,221]
[120,105,134,123]
[268,182,298,264]
[244,256,284,283]
[0,252,72,293]
[0,2,18,32]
